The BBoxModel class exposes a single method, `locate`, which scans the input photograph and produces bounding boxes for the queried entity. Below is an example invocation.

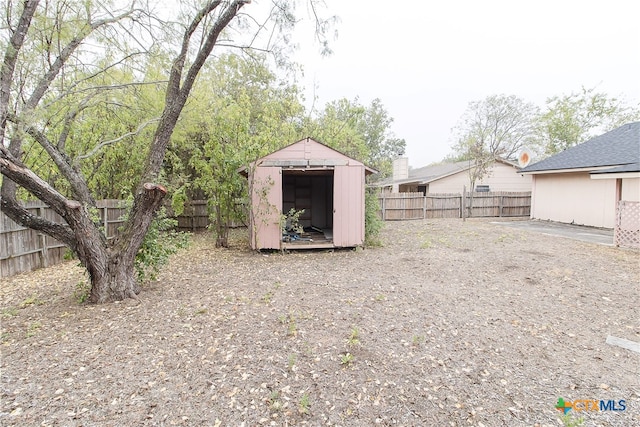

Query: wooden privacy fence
[615,200,640,249]
[0,199,219,279]
[0,200,128,278]
[379,191,532,220]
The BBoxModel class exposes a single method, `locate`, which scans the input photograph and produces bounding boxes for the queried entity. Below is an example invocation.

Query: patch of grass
[412,335,425,346]
[176,306,188,317]
[267,391,283,412]
[19,295,44,308]
[278,312,298,337]
[420,239,433,249]
[374,293,386,302]
[194,308,208,315]
[26,321,42,338]
[262,291,274,304]
[73,281,90,304]
[299,392,311,414]
[287,353,297,370]
[287,315,298,337]
[559,413,585,427]
[347,327,360,347]
[1,307,18,318]
[340,352,354,366]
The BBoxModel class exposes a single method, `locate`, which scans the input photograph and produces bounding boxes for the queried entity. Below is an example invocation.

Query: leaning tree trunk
[84,183,167,303]
[63,183,167,303]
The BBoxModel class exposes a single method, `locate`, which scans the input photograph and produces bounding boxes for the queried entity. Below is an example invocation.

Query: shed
[242,137,376,250]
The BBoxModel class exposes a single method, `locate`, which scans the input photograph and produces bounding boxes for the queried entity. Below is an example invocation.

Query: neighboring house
[519,122,640,229]
[241,137,376,250]
[378,157,532,194]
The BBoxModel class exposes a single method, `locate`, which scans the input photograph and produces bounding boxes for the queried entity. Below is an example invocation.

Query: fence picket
[378,191,532,220]
[0,200,218,278]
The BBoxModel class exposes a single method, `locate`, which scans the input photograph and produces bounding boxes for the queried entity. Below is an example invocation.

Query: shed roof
[519,122,640,174]
[241,137,377,175]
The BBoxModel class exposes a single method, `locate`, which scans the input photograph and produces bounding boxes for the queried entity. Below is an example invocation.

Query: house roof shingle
[519,122,640,173]
[377,158,518,187]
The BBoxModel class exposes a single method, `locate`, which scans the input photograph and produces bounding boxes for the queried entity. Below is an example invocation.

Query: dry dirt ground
[1,218,638,427]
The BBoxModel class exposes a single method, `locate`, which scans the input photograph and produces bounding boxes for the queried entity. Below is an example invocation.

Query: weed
[1,307,18,318]
[299,393,311,414]
[19,295,44,308]
[73,281,90,304]
[287,353,297,370]
[195,308,208,315]
[559,413,585,427]
[412,335,425,346]
[268,391,283,412]
[262,291,274,304]
[176,306,187,317]
[420,239,432,249]
[374,293,386,302]
[287,315,298,337]
[347,327,361,347]
[26,321,42,338]
[278,312,298,336]
[0,331,9,343]
[496,233,511,243]
[340,352,354,366]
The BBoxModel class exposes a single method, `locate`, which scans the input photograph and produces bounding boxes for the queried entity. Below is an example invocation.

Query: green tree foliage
[304,97,405,178]
[535,86,640,154]
[167,54,305,247]
[2,0,323,302]
[452,94,539,189]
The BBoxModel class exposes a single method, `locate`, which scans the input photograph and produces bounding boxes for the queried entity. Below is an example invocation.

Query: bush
[134,207,190,283]
[364,188,383,246]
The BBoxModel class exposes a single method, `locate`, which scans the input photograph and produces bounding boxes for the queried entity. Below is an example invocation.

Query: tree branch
[0,146,79,225]
[76,117,161,161]
[0,195,75,248]
[6,113,95,205]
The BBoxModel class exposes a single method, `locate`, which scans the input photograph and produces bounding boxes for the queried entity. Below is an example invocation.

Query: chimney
[393,157,409,180]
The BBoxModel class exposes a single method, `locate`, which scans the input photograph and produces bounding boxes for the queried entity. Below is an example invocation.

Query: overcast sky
[289,0,640,167]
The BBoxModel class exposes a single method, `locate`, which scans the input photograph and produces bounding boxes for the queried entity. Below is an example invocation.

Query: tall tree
[305,97,406,177]
[535,86,640,154]
[170,53,304,247]
[452,94,539,190]
[1,0,325,303]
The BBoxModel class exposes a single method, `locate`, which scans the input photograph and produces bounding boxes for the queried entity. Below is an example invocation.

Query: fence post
[103,205,109,238]
[38,206,48,268]
[423,195,427,219]
[461,186,466,221]
[499,194,503,217]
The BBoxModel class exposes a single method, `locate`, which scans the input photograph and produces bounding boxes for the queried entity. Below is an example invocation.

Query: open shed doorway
[282,169,334,248]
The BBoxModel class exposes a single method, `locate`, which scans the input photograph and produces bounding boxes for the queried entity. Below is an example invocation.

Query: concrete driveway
[491,219,614,246]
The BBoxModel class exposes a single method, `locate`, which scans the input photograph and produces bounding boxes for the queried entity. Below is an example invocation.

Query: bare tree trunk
[1,1,249,302]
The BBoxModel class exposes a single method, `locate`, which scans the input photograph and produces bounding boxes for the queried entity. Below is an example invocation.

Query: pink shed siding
[333,165,365,247]
[260,139,359,164]
[249,166,282,249]
[246,138,373,250]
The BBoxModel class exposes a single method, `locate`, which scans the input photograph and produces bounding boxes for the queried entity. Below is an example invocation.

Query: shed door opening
[282,169,334,244]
